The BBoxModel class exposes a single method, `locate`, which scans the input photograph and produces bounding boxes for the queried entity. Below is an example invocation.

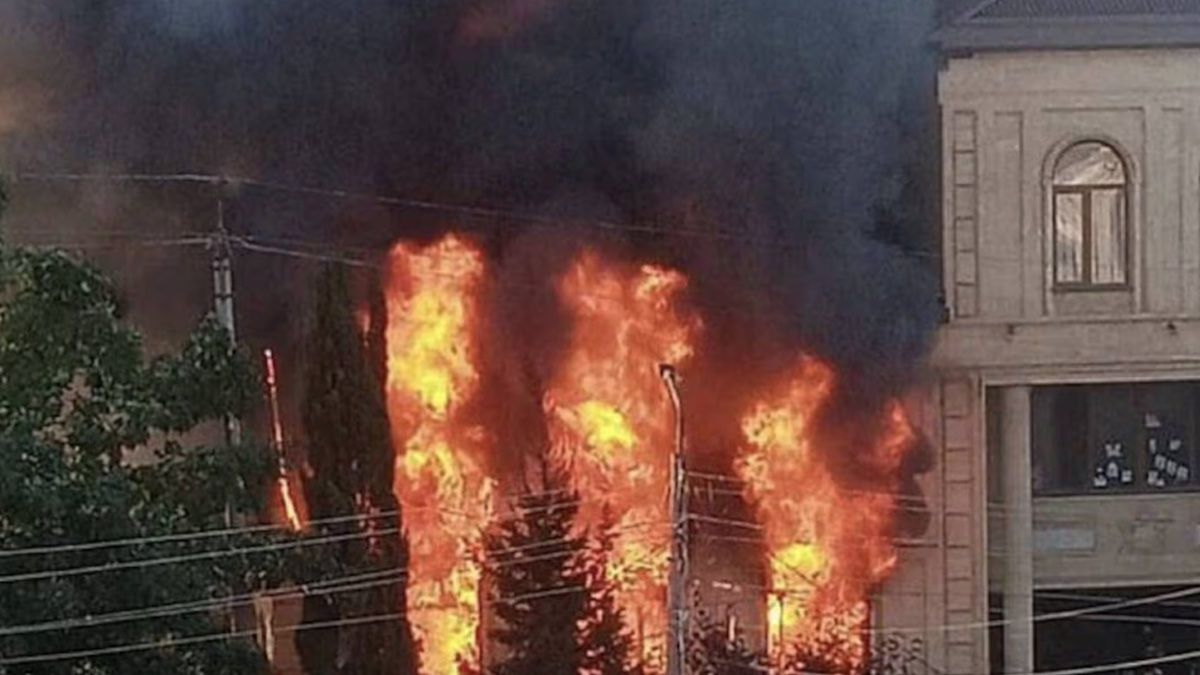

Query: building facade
[888,1,1200,673]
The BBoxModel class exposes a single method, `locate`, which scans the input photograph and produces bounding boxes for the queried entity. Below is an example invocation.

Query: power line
[0,581,618,667]
[0,568,406,638]
[11,171,775,247]
[1024,647,1200,675]
[0,487,649,560]
[15,172,223,185]
[0,519,666,591]
[10,554,1200,670]
[0,609,407,668]
[0,510,402,560]
[9,236,212,251]
[877,584,1200,637]
[0,521,665,640]
[0,527,399,586]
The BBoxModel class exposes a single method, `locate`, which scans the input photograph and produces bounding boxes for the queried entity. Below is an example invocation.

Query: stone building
[884,1,1200,673]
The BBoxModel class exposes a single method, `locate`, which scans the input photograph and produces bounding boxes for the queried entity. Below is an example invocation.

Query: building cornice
[934,18,1200,52]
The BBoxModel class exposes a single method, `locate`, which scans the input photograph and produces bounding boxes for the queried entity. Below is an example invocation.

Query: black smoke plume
[0,0,940,480]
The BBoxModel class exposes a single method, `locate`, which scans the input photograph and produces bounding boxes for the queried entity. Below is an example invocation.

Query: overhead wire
[0,521,668,640]
[0,568,407,638]
[0,580,627,667]
[0,519,667,591]
[9,235,212,251]
[0,491,662,561]
[10,171,802,249]
[0,527,400,586]
[0,509,403,560]
[0,609,407,667]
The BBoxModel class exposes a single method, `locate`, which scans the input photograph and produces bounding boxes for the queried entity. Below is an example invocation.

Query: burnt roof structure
[934,0,1200,51]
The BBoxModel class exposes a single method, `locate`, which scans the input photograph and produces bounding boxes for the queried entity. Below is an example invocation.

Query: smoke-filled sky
[0,0,940,434]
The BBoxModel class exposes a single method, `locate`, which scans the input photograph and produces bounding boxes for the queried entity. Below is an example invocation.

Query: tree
[578,510,642,675]
[687,608,765,675]
[485,463,587,675]
[0,244,275,675]
[299,264,418,675]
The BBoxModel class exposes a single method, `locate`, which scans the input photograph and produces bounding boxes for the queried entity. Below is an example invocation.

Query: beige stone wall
[940,49,1200,325]
[1033,492,1200,589]
[876,374,988,675]
[925,45,1200,675]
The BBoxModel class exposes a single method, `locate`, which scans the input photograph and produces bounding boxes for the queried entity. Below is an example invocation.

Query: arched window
[1052,141,1129,287]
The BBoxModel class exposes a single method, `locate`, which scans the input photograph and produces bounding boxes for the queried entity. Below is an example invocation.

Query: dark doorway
[1035,586,1200,674]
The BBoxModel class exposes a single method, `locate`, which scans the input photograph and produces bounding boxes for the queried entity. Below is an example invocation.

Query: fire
[737,358,914,673]
[379,235,917,674]
[263,348,305,531]
[384,235,494,675]
[276,476,304,532]
[544,252,701,671]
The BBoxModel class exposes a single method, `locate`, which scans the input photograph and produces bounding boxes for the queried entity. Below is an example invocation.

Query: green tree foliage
[298,264,417,675]
[485,462,643,675]
[485,475,587,675]
[687,608,765,675]
[578,511,642,675]
[0,246,277,675]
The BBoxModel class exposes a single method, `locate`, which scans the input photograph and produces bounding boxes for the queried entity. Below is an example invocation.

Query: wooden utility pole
[661,364,688,675]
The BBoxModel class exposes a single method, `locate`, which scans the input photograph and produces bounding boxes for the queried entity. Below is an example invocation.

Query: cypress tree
[300,264,419,675]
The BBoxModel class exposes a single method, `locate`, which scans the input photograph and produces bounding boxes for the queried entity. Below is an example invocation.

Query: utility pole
[661,364,688,675]
[211,188,241,447]
[211,186,243,542]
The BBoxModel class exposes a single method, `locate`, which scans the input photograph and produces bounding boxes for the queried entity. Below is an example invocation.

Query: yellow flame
[737,358,912,672]
[277,476,303,532]
[385,235,492,675]
[545,252,701,673]
[576,401,637,452]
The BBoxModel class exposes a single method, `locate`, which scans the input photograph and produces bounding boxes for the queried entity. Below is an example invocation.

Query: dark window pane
[1032,383,1198,494]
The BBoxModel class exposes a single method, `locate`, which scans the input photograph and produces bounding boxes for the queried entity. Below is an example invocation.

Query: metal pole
[211,193,242,447]
[661,364,688,675]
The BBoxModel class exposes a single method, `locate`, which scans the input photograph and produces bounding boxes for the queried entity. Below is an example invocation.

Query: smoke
[0,0,939,463]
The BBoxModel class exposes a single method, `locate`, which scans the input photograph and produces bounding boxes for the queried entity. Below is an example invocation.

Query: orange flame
[276,476,304,532]
[737,358,913,672]
[384,235,494,675]
[544,251,701,672]
[263,348,304,531]
[379,236,915,673]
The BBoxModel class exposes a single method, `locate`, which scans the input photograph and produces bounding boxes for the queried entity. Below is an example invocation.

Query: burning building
[0,2,946,673]
[374,232,929,674]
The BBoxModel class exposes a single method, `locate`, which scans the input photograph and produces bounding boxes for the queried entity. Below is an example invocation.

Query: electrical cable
[0,488,645,560]
[0,568,407,637]
[0,527,400,586]
[11,172,791,249]
[0,610,407,667]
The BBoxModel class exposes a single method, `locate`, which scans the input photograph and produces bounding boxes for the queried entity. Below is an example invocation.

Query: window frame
[1049,141,1132,292]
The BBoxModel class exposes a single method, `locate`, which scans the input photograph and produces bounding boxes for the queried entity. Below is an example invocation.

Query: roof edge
[933,18,1200,51]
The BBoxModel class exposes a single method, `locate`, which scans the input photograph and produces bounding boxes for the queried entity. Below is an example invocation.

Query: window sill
[1052,284,1132,294]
